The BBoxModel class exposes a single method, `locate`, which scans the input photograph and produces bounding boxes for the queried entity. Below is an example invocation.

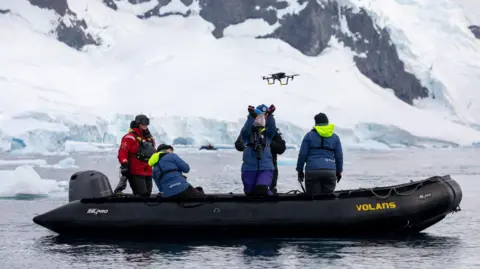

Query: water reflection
[295,240,345,260]
[242,240,282,257]
[37,235,196,265]
[36,233,460,263]
[358,233,462,249]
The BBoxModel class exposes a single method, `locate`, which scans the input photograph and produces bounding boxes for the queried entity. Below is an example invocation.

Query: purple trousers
[241,170,274,195]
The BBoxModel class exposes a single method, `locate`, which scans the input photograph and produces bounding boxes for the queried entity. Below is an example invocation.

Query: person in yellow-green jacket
[296,113,343,194]
[148,144,205,198]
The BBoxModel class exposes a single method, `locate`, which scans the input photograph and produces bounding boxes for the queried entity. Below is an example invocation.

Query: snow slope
[1,0,480,153]
[348,0,480,125]
[455,0,480,25]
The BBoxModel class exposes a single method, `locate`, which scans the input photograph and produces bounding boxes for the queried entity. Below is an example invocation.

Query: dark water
[0,148,479,268]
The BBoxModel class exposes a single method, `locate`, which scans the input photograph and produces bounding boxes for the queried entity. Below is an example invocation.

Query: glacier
[1,0,480,154]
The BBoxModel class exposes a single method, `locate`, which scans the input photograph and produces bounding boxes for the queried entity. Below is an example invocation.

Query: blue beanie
[254,104,268,114]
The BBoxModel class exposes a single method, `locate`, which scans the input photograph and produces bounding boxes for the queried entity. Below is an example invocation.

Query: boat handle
[177,202,204,208]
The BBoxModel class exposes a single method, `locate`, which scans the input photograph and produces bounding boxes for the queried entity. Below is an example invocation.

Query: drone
[262,72,299,85]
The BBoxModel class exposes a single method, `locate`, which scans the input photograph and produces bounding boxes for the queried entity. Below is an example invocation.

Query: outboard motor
[68,170,113,202]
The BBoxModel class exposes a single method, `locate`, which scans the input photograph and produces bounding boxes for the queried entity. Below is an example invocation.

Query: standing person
[296,113,343,194]
[269,128,286,194]
[239,104,277,196]
[114,114,156,197]
[235,127,286,194]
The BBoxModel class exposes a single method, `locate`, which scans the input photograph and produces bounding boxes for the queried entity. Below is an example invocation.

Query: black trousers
[305,169,337,195]
[169,185,206,199]
[270,163,279,194]
[269,152,279,194]
[114,175,152,197]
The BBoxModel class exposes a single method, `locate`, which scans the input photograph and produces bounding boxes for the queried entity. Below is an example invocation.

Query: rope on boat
[368,183,423,199]
[285,190,302,194]
[117,178,427,203]
[285,180,424,199]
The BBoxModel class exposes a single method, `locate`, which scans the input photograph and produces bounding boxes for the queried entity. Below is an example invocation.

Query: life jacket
[309,128,335,152]
[130,131,156,162]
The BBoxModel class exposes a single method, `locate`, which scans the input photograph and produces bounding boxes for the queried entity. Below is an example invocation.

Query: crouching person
[296,113,343,195]
[148,144,205,198]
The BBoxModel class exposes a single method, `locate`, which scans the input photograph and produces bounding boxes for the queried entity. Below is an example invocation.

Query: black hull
[199,147,217,151]
[33,175,462,238]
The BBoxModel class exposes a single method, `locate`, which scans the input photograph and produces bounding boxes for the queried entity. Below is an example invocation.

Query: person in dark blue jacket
[235,127,286,194]
[148,144,205,198]
[239,104,277,196]
[296,113,343,194]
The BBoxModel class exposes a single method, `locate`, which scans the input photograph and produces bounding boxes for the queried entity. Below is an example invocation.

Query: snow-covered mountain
[1,0,480,153]
[456,0,480,38]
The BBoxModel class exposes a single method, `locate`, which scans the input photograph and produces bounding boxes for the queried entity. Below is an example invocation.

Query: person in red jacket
[114,114,156,197]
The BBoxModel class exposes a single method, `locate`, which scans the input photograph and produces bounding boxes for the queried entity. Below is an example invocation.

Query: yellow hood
[313,124,334,138]
[148,152,166,167]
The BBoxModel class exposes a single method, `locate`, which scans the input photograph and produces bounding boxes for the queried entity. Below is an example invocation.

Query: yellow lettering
[355,202,397,211]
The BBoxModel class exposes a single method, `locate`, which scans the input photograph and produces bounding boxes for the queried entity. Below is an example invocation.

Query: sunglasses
[137,118,150,125]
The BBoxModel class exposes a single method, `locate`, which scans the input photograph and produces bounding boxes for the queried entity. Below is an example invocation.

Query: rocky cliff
[469,25,480,39]
[5,0,438,105]
[27,0,99,50]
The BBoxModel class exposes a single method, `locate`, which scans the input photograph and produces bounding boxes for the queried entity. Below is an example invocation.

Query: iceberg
[0,165,65,199]
[0,112,473,155]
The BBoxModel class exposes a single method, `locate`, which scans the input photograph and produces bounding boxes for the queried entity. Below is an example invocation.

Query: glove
[114,191,123,197]
[336,172,342,183]
[248,105,257,118]
[297,171,305,182]
[234,138,245,152]
[267,104,276,115]
[120,162,129,177]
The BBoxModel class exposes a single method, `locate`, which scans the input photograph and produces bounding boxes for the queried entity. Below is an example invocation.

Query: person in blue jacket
[148,144,205,198]
[296,113,343,194]
[239,104,277,196]
[234,127,286,194]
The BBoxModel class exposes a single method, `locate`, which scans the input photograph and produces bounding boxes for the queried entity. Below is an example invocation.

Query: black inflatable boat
[33,170,462,238]
[199,145,217,150]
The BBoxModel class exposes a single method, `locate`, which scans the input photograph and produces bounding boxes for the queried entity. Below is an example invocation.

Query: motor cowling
[68,170,113,202]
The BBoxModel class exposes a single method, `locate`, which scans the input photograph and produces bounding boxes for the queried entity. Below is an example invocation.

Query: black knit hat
[134,114,150,125]
[129,120,138,128]
[314,113,329,124]
[157,144,173,152]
